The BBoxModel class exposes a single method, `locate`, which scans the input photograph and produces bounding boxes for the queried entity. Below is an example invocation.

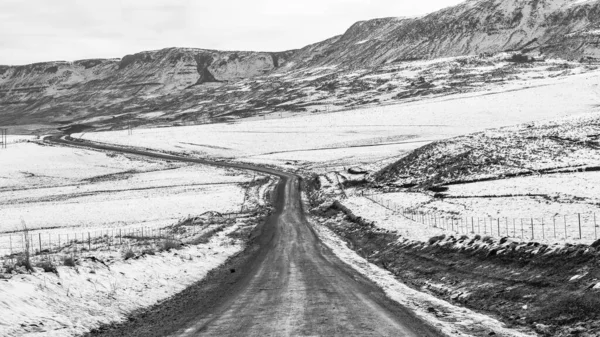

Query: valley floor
[3,68,600,336]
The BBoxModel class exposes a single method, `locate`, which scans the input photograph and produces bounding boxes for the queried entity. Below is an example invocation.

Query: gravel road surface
[48,135,444,337]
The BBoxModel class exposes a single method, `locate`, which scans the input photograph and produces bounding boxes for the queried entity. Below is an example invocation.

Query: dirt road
[47,136,443,337]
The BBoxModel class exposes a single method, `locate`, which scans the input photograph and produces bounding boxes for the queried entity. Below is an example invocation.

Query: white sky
[0,0,466,65]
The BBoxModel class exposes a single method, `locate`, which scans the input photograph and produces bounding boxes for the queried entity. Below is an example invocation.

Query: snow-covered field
[0,141,256,235]
[342,189,600,244]
[340,196,456,242]
[0,139,269,336]
[3,60,600,337]
[78,71,600,173]
[0,224,243,337]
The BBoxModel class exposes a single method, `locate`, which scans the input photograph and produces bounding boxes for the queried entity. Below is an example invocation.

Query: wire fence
[363,192,600,243]
[0,212,242,266]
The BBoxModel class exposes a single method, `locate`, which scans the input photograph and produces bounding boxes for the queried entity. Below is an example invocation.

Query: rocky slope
[284,0,600,70]
[3,0,600,132]
[0,48,294,130]
[372,113,600,190]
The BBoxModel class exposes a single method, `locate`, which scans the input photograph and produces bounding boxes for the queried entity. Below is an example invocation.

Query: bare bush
[36,259,58,274]
[123,249,135,260]
[63,256,77,267]
[160,239,181,252]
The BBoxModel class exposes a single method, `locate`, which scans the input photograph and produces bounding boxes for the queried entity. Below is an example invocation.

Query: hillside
[372,113,600,189]
[0,48,294,131]
[3,0,600,133]
[284,0,600,70]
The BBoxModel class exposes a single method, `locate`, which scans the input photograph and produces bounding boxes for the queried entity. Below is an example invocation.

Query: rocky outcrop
[284,0,600,70]
[2,0,600,130]
[0,48,295,127]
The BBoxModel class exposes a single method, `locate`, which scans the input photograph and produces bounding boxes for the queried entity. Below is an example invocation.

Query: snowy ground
[4,59,600,337]
[0,139,271,336]
[78,70,600,173]
[340,195,455,242]
[0,141,261,254]
[0,224,243,337]
[341,189,600,244]
[312,220,535,337]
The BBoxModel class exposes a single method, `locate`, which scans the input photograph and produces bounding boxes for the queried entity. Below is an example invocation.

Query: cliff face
[3,0,600,131]
[0,48,295,128]
[283,0,600,70]
[0,48,294,101]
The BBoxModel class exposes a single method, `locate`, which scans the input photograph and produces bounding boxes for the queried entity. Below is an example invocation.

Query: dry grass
[36,259,58,274]
[63,255,77,267]
[160,239,181,252]
[123,249,135,260]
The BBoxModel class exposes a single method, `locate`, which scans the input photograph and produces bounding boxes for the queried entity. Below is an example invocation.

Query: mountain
[2,0,600,133]
[283,0,600,70]
[0,48,294,129]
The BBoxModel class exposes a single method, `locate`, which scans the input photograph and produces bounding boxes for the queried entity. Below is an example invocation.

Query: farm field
[78,70,600,173]
[0,138,274,336]
[0,141,259,234]
[3,60,600,337]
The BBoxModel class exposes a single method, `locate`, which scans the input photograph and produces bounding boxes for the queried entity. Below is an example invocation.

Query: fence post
[541,218,545,240]
[564,215,567,239]
[9,235,12,255]
[39,233,42,253]
[578,213,582,240]
[595,213,597,240]
[521,219,524,239]
[88,232,91,250]
[497,218,500,236]
[531,218,534,240]
[513,218,516,237]
[471,217,474,233]
[553,216,556,239]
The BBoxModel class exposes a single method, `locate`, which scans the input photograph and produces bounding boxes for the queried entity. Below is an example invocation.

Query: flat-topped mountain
[2,0,600,132]
[284,0,600,70]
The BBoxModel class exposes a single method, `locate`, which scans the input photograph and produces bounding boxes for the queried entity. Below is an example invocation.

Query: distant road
[46,135,443,337]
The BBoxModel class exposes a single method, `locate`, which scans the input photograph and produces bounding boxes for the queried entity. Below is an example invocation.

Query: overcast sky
[0,0,465,65]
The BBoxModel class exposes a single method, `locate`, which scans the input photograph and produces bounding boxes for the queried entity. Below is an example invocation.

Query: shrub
[36,259,58,274]
[141,248,156,256]
[63,256,77,267]
[507,54,535,63]
[428,235,446,245]
[15,256,34,272]
[160,239,181,252]
[428,186,449,193]
[2,263,15,274]
[123,249,135,260]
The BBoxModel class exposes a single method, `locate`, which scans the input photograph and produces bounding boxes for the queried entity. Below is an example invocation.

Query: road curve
[47,136,443,337]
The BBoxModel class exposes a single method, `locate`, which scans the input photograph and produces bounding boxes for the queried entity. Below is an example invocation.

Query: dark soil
[317,203,600,337]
